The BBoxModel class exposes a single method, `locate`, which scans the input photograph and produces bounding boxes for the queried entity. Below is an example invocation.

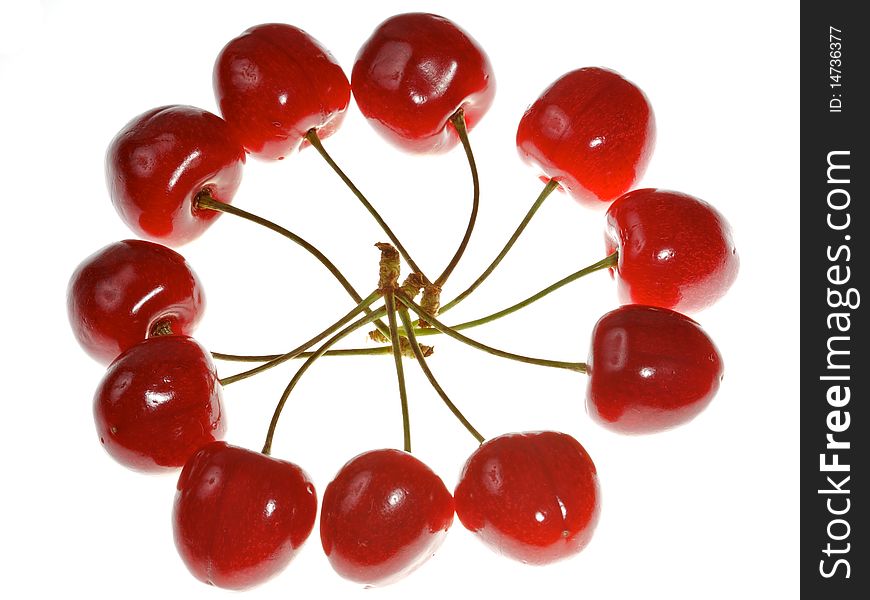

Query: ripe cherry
[106,105,245,245]
[214,23,351,160]
[173,442,317,590]
[352,13,495,153]
[67,240,205,365]
[454,431,600,565]
[516,67,655,205]
[605,188,739,312]
[587,304,724,434]
[94,336,224,472]
[320,449,454,586]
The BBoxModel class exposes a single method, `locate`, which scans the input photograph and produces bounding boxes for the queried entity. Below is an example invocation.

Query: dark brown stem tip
[418,282,442,329]
[369,329,389,344]
[376,242,401,290]
[398,337,434,359]
[399,272,425,300]
[450,107,467,130]
[194,188,217,210]
[150,320,174,337]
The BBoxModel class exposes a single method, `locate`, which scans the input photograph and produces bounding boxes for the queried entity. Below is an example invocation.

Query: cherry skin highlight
[214,23,351,160]
[605,188,739,312]
[320,449,454,586]
[106,105,245,245]
[173,442,318,590]
[94,336,224,472]
[454,431,600,565]
[587,304,724,434]
[67,239,205,365]
[352,12,495,153]
[517,67,655,206]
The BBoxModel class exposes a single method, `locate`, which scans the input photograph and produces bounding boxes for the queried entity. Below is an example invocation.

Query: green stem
[305,129,429,283]
[213,346,395,362]
[396,290,587,373]
[434,109,479,288]
[196,192,391,339]
[397,306,484,444]
[384,292,412,453]
[220,291,381,386]
[408,252,619,338]
[437,178,560,315]
[261,305,388,455]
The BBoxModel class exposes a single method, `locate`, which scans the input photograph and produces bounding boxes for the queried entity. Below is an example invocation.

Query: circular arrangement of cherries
[67,13,738,590]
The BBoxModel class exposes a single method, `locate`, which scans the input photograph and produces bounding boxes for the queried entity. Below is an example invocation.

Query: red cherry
[106,105,245,245]
[320,449,454,586]
[605,188,739,312]
[516,67,655,205]
[173,442,317,590]
[214,23,351,160]
[94,336,224,471]
[352,13,495,153]
[67,239,205,365]
[454,431,600,565]
[587,304,724,434]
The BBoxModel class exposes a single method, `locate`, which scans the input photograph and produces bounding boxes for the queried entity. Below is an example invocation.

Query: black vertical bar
[801,2,867,597]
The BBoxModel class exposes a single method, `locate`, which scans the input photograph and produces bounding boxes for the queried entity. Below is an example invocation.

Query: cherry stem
[384,292,412,453]
[395,290,587,373]
[433,109,479,288]
[220,291,381,386]
[436,178,560,316]
[196,191,391,339]
[262,305,388,456]
[397,305,485,444]
[406,252,619,338]
[304,129,429,284]
[212,346,396,362]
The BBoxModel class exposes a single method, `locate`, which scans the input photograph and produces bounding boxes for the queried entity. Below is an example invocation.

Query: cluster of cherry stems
[67,13,739,590]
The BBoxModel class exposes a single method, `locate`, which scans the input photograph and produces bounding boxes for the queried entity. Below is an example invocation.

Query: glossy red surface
[605,188,739,312]
[320,449,454,586]
[173,442,317,590]
[352,13,495,153]
[214,23,351,160]
[587,305,724,433]
[454,431,600,564]
[93,336,224,471]
[67,240,205,365]
[106,105,245,245]
[517,67,655,206]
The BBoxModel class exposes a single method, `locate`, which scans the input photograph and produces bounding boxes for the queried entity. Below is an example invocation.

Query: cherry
[173,441,317,590]
[352,13,495,153]
[94,336,224,471]
[67,239,205,365]
[605,188,739,312]
[516,67,655,205]
[214,23,351,160]
[320,449,454,586]
[454,431,600,565]
[587,304,723,434]
[106,105,245,245]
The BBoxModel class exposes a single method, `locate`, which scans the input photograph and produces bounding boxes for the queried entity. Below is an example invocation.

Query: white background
[1,1,799,598]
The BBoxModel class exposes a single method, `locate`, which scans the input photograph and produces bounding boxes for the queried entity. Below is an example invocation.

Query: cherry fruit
[94,336,224,471]
[67,240,205,365]
[320,449,454,586]
[173,441,317,590]
[516,67,655,205]
[352,13,495,153]
[106,105,245,245]
[214,23,351,160]
[587,304,723,434]
[605,188,739,312]
[454,431,600,565]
